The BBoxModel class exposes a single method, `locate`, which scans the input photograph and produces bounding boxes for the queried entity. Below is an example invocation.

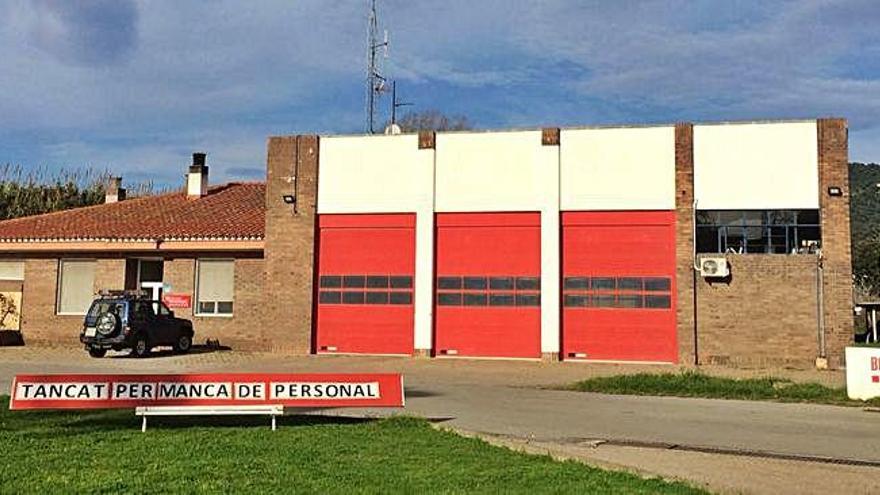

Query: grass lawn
[567,371,880,407]
[0,396,703,494]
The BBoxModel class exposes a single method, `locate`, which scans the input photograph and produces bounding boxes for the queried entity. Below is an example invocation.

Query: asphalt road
[400,382,880,463]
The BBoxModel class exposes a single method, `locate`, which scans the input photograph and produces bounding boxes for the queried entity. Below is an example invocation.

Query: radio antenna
[366,0,389,134]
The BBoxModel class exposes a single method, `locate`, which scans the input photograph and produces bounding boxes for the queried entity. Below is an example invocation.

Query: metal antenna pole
[390,80,413,126]
[366,0,388,134]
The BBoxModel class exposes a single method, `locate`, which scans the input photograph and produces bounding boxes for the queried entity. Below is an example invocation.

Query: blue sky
[1,0,879,187]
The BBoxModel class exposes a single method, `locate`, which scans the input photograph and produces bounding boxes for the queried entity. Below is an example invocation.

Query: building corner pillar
[263,135,319,353]
[817,118,852,369]
[540,128,561,358]
[675,123,697,365]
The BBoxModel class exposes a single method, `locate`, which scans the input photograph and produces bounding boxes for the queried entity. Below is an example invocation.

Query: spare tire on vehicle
[96,312,119,336]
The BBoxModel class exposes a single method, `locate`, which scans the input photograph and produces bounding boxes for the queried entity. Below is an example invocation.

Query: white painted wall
[318,135,433,214]
[694,121,819,209]
[560,126,676,210]
[318,135,436,353]
[435,131,550,212]
[539,149,561,355]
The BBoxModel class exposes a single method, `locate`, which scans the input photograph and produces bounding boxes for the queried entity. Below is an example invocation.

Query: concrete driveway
[1,347,878,494]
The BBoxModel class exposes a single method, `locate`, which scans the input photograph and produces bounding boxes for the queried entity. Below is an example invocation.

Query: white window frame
[194,259,235,318]
[56,259,96,316]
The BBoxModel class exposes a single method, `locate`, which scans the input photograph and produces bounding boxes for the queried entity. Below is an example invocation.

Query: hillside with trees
[850,162,880,298]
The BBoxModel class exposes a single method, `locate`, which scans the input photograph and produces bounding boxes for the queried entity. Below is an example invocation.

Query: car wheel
[87,347,107,358]
[131,336,150,358]
[174,334,192,354]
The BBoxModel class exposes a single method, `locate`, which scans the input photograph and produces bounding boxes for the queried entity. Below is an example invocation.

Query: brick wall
[696,254,821,367]
[20,258,73,345]
[817,118,854,367]
[263,135,319,353]
[674,123,696,365]
[14,254,266,350]
[19,256,123,345]
[163,255,266,350]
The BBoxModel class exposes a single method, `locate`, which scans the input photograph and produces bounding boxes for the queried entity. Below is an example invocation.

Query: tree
[0,164,155,221]
[850,162,880,299]
[394,110,472,133]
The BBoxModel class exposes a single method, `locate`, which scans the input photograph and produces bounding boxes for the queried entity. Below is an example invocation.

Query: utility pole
[366,0,388,134]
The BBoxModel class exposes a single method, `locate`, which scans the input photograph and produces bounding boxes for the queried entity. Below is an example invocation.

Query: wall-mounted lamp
[282,194,296,204]
[827,186,843,197]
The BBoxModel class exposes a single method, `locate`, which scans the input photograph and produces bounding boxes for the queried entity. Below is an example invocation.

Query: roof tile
[0,182,265,241]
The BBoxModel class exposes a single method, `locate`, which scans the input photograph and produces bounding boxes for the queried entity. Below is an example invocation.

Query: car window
[131,301,155,321]
[87,300,125,320]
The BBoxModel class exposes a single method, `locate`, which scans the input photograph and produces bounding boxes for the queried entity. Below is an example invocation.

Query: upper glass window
[696,210,820,254]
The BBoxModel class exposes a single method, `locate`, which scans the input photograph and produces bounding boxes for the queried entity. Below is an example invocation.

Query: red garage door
[315,214,415,355]
[562,211,677,363]
[434,212,541,358]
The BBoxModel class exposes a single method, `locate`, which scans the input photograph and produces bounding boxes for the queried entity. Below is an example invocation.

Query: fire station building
[0,118,853,368]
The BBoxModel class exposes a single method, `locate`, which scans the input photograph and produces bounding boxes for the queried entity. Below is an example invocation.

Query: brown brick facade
[674,123,697,365]
[262,135,319,353]
[695,254,822,367]
[21,258,77,345]
[15,254,266,349]
[817,118,854,367]
[19,257,124,345]
[162,255,266,350]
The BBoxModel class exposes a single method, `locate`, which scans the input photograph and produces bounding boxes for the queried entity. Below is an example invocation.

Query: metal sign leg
[272,414,277,431]
[142,416,147,433]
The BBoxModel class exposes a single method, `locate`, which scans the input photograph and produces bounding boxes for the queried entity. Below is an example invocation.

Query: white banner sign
[845,347,880,400]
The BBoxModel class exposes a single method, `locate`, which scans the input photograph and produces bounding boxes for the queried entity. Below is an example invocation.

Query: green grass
[0,396,702,494]
[568,371,880,407]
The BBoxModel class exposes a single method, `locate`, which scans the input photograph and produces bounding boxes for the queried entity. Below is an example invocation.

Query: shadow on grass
[5,408,382,436]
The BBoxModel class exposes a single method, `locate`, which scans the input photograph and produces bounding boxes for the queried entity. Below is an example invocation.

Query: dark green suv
[80,291,194,358]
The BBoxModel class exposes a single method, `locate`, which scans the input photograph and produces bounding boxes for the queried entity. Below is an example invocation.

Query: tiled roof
[0,183,265,242]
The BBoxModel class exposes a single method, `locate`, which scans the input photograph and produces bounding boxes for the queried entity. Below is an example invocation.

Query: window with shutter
[196,260,234,315]
[57,260,96,315]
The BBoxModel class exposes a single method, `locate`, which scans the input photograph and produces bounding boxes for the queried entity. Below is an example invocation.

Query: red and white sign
[9,373,404,410]
[846,347,880,400]
[162,294,192,309]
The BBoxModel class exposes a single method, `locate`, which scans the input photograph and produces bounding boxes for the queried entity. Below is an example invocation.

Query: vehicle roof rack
[97,289,150,298]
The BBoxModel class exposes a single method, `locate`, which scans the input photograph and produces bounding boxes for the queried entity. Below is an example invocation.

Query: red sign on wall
[162,294,192,309]
[9,373,404,410]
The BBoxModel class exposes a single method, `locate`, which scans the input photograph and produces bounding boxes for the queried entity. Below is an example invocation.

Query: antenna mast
[366,0,388,134]
[391,81,413,126]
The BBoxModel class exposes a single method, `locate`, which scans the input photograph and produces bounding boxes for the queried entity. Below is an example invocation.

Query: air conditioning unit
[699,257,729,278]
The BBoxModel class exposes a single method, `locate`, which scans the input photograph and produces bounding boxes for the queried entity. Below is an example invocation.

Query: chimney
[105,177,125,203]
[187,152,208,198]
